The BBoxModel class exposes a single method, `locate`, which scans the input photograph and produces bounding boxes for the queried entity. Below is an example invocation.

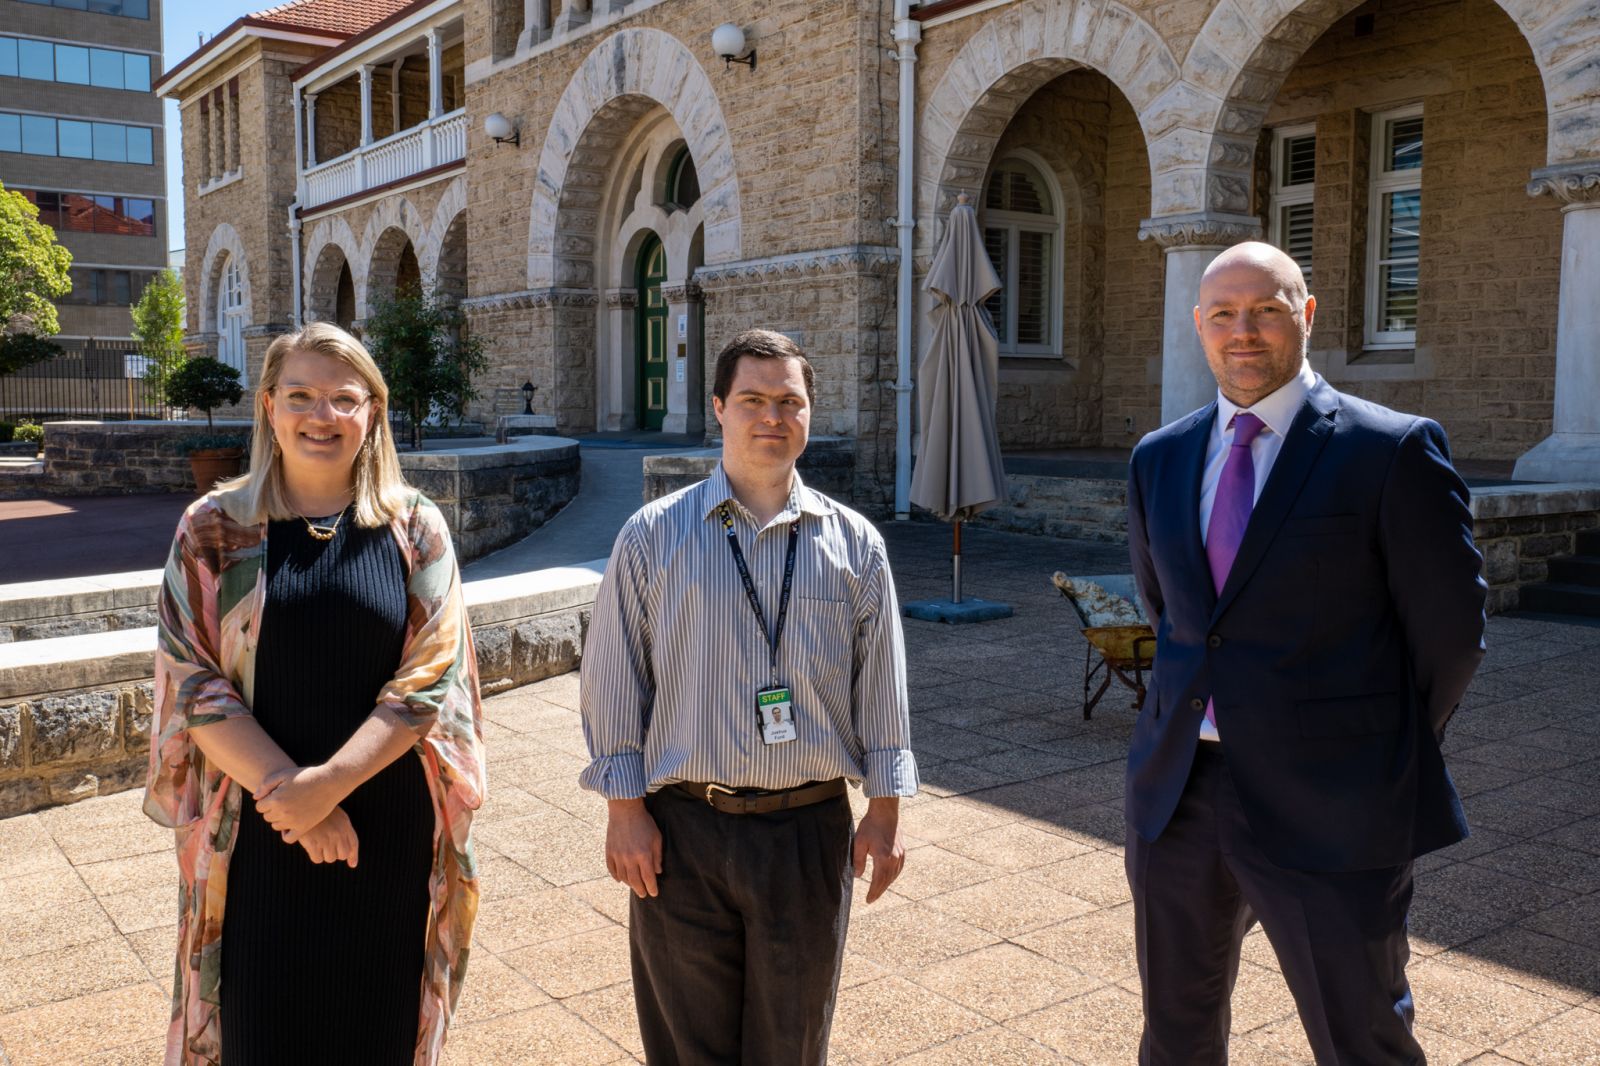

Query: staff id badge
[756,686,798,745]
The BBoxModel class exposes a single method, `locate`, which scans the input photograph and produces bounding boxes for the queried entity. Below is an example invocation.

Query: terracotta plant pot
[187,448,246,493]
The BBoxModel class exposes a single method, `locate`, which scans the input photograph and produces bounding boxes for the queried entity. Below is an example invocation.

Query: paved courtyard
[1,522,1598,1064]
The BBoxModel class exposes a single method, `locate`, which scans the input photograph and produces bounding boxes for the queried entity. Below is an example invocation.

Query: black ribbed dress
[220,515,434,1065]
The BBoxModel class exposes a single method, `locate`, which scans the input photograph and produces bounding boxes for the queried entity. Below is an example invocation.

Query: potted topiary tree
[167,357,246,492]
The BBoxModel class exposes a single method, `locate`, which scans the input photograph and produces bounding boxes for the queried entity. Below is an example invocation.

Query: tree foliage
[362,288,487,449]
[0,180,73,377]
[167,357,243,429]
[130,268,187,406]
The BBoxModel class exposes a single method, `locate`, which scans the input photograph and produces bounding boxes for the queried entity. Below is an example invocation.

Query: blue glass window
[92,122,125,161]
[57,119,92,158]
[0,39,16,78]
[124,54,150,92]
[89,48,123,88]
[55,44,89,84]
[0,114,19,153]
[18,39,53,80]
[20,115,55,155]
[126,125,152,163]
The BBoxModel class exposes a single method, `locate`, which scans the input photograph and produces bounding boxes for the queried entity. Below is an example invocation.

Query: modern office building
[0,0,167,415]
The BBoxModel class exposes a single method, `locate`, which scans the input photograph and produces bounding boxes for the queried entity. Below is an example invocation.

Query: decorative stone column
[305,94,318,166]
[1139,213,1262,425]
[426,29,443,120]
[358,65,374,147]
[1513,163,1600,483]
[660,281,704,436]
[603,288,638,431]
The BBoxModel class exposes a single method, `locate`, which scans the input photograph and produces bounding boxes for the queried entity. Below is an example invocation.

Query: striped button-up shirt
[578,464,918,800]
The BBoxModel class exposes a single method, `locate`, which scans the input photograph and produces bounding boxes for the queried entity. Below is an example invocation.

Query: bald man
[1123,243,1486,1064]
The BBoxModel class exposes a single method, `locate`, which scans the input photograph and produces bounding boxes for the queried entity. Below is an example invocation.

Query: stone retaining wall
[0,570,163,644]
[0,422,581,564]
[969,475,1129,543]
[1471,484,1600,613]
[0,562,606,818]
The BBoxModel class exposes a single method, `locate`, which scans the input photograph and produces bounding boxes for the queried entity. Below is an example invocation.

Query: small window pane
[21,115,56,156]
[89,48,123,88]
[1279,202,1314,285]
[62,193,96,232]
[0,114,19,153]
[124,53,150,92]
[18,39,54,80]
[126,125,152,164]
[93,122,126,161]
[1379,264,1418,332]
[55,44,90,83]
[983,227,1009,345]
[109,271,131,305]
[1386,116,1423,171]
[56,0,88,10]
[120,0,148,17]
[1281,135,1316,186]
[34,191,62,228]
[59,119,93,158]
[0,39,18,78]
[1016,230,1051,346]
[125,198,155,236]
[1382,191,1421,261]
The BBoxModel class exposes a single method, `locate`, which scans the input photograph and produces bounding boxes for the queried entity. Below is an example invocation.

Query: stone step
[1518,582,1600,618]
[1546,555,1600,586]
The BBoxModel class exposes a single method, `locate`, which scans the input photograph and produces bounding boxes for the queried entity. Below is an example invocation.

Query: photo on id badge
[758,686,797,744]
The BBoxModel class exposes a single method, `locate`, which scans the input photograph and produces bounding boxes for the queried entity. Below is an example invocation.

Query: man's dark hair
[712,329,815,405]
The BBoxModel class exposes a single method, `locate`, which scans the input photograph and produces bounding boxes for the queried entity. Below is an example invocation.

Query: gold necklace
[301,506,347,541]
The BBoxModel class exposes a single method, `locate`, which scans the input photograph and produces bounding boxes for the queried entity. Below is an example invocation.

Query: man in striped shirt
[579,329,918,1065]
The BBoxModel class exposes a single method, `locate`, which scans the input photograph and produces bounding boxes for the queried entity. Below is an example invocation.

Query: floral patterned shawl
[145,489,484,1066]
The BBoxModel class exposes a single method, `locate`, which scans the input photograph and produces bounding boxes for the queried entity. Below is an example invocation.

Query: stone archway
[362,197,427,312]
[1174,0,1600,216]
[527,26,743,289]
[916,0,1179,256]
[420,176,468,296]
[302,215,363,325]
[199,223,252,335]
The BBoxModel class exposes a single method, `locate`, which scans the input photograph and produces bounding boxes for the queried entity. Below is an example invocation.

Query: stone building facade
[160,0,1600,511]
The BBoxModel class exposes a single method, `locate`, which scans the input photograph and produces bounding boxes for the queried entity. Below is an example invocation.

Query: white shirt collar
[1215,361,1317,439]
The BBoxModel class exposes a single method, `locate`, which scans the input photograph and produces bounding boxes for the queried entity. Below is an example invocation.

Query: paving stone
[121,925,177,983]
[440,1003,624,1065]
[1410,959,1569,1046]
[0,936,148,1012]
[565,981,645,1059]
[1439,927,1600,1006]
[1006,982,1144,1064]
[884,845,998,901]
[1411,861,1576,950]
[73,850,175,899]
[893,1023,1074,1064]
[940,822,1094,872]
[0,897,116,963]
[1493,1004,1600,1065]
[450,952,552,1026]
[1466,840,1600,894]
[846,902,1000,970]
[1013,905,1140,983]
[912,942,1103,1022]
[1228,960,1300,1034]
[96,881,175,935]
[0,981,167,1066]
[500,926,633,999]
[1520,892,1600,950]
[922,871,1097,939]
[1027,848,1133,907]
[472,886,611,954]
[828,976,987,1065]
[899,796,1017,845]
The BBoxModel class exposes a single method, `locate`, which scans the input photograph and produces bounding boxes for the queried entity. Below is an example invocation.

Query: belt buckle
[704,783,737,807]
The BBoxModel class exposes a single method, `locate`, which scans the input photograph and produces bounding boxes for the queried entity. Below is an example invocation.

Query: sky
[161,0,260,254]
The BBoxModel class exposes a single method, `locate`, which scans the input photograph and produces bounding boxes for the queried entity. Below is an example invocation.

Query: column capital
[1527,162,1600,206]
[605,288,638,309]
[659,282,701,304]
[1137,212,1263,250]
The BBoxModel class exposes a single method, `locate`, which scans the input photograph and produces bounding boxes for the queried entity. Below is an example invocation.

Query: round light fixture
[712,24,755,71]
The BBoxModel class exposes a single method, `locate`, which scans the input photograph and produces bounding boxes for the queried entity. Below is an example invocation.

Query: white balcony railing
[302,108,467,210]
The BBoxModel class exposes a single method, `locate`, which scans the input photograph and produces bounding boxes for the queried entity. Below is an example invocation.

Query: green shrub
[13,419,42,445]
[167,358,243,429]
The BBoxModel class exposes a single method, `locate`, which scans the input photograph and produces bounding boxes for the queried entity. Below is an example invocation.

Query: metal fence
[0,338,165,421]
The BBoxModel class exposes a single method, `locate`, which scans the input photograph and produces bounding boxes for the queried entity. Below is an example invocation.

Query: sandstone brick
[29,692,121,767]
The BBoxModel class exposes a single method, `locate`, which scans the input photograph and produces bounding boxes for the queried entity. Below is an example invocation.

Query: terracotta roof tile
[248,0,415,36]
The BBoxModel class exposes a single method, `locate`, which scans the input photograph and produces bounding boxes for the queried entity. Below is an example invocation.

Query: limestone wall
[0,564,604,817]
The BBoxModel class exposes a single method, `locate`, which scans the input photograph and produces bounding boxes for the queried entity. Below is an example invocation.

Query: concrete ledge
[1470,483,1600,520]
[1469,482,1600,613]
[0,569,164,642]
[0,560,606,818]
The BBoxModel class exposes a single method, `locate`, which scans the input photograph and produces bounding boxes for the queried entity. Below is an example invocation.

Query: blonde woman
[145,323,484,1065]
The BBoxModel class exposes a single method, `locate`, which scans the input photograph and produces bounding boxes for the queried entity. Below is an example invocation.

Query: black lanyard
[719,504,800,685]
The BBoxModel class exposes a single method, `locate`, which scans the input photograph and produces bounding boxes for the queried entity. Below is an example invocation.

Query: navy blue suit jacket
[1125,377,1487,872]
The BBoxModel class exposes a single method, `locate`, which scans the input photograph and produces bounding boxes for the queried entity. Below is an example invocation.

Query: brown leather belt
[674,778,846,815]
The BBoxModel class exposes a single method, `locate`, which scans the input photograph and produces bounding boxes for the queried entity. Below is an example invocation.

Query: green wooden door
[636,235,668,431]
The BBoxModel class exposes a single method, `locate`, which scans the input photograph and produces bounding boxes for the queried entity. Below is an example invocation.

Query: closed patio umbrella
[906,193,1012,622]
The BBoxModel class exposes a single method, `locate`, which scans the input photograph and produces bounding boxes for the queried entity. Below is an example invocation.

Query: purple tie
[1203,412,1266,728]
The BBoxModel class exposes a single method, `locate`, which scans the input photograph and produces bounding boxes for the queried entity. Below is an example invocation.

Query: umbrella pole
[952,520,963,604]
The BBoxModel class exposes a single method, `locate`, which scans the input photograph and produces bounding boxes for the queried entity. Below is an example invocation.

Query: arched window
[665,146,700,211]
[216,255,247,382]
[982,156,1060,356]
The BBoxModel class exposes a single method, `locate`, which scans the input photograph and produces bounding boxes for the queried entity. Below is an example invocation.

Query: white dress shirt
[1195,360,1318,741]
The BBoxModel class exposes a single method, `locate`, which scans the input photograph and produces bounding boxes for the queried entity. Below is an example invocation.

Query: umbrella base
[902,598,1014,624]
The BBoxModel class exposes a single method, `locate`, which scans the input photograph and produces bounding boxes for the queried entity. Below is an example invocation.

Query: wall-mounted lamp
[485,112,520,147]
[712,24,756,71]
[521,380,536,414]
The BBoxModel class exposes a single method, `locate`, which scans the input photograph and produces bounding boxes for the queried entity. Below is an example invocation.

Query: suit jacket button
[1208,634,1223,648]
[1190,698,1205,711]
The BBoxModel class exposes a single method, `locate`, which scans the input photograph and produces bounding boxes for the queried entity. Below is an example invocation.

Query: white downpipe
[289,208,303,328]
[892,6,920,520]
[290,83,306,328]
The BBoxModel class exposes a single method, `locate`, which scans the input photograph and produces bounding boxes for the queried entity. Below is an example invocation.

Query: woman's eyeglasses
[274,385,372,416]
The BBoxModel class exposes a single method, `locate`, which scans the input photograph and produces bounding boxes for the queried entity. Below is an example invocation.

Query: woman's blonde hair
[220,322,412,528]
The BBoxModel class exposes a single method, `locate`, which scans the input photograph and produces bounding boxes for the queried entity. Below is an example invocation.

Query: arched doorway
[216,254,247,382]
[635,233,667,431]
